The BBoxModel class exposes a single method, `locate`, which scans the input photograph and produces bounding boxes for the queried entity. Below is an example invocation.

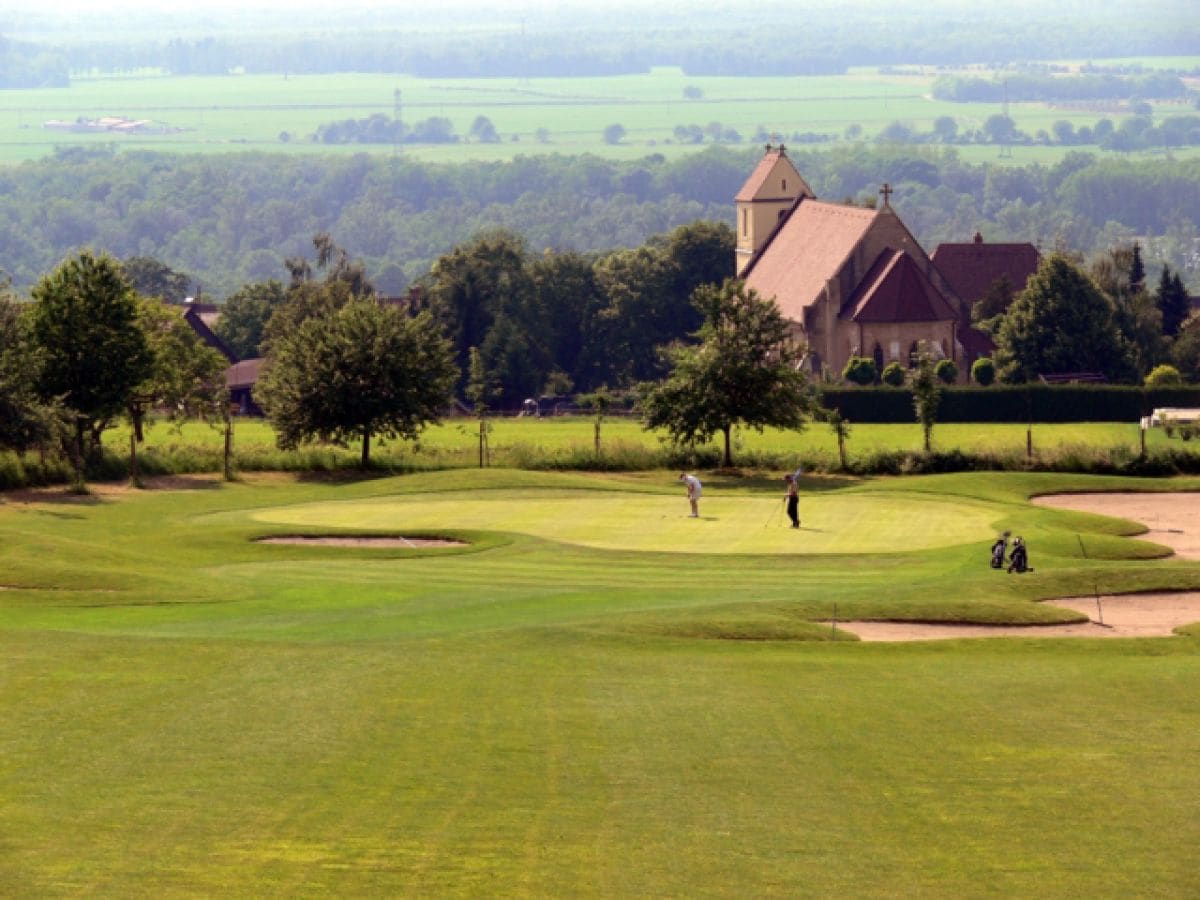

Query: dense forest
[3,0,1198,83]
[0,146,1196,300]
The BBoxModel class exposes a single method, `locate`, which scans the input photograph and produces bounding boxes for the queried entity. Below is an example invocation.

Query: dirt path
[843,492,1200,642]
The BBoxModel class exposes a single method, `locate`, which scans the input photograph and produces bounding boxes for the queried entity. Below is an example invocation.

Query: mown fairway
[3,63,1198,164]
[3,469,1200,895]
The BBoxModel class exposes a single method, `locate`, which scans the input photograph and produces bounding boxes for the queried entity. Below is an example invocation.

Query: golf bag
[1007,539,1029,574]
[990,537,1008,569]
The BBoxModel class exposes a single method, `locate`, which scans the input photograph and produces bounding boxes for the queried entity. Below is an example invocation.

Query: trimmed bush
[881,362,906,386]
[1145,364,1183,387]
[971,357,996,386]
[935,359,958,384]
[842,356,877,386]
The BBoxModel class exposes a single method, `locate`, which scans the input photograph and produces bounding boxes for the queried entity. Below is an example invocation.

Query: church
[736,144,1036,379]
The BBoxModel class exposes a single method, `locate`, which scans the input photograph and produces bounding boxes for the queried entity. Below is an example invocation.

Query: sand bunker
[841,491,1200,642]
[1032,491,1200,560]
[258,536,465,548]
[842,592,1200,641]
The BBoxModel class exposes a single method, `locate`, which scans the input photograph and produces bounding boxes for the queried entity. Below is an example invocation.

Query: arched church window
[872,342,884,372]
[742,209,748,236]
[908,341,919,368]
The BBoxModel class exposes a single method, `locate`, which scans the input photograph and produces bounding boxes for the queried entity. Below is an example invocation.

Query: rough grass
[4,418,1198,491]
[3,469,1200,894]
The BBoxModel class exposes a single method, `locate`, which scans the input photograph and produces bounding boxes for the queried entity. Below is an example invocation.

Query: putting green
[252,489,998,554]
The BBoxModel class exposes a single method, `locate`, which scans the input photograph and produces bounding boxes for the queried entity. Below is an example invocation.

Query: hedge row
[818,385,1200,423]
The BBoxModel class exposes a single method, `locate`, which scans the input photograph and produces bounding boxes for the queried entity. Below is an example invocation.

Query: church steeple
[734,143,814,276]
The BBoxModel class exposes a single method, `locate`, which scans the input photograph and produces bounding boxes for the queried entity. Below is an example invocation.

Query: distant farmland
[1,61,1197,165]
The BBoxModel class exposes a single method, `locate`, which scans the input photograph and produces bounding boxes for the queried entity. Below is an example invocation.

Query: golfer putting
[679,472,702,517]
[783,473,800,528]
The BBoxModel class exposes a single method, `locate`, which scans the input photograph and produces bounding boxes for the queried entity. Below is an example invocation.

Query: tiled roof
[734,147,810,202]
[843,250,957,323]
[182,304,237,362]
[930,238,1040,305]
[225,357,262,389]
[743,199,878,321]
[957,323,996,357]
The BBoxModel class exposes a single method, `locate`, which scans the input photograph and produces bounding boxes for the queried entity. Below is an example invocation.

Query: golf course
[3,467,1200,895]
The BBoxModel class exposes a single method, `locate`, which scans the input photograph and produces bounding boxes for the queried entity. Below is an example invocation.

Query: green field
[105,417,1177,475]
[3,466,1200,894]
[2,62,1197,165]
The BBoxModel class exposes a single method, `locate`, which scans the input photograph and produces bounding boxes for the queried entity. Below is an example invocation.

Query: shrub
[881,362,906,386]
[1145,364,1183,387]
[971,357,996,386]
[935,359,958,384]
[842,356,877,386]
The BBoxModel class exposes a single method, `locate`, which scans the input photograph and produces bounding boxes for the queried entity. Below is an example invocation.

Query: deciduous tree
[0,294,59,453]
[255,299,457,468]
[125,298,228,481]
[214,280,287,360]
[993,254,1136,383]
[28,251,152,478]
[639,280,809,467]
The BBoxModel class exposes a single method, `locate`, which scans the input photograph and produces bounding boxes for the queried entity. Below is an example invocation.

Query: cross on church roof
[879,183,893,206]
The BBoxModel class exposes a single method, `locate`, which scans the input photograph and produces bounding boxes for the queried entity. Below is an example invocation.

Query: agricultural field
[2,466,1200,895]
[1,61,1197,165]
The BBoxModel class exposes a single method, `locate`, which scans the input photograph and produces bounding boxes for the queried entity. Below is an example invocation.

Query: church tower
[734,144,814,276]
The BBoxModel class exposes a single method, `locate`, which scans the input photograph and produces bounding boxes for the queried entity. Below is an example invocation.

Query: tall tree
[639,279,809,467]
[994,254,1136,383]
[124,298,228,482]
[1156,265,1192,338]
[594,245,677,384]
[255,299,457,468]
[260,280,355,357]
[121,257,193,304]
[425,230,532,389]
[1170,314,1200,382]
[527,250,609,391]
[0,294,59,453]
[28,251,153,476]
[971,275,1015,331]
[214,280,287,360]
[1129,241,1146,292]
[1092,246,1164,379]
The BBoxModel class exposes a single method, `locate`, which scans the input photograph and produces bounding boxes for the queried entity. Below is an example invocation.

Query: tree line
[0,234,829,476]
[4,233,1200,485]
[26,0,1197,80]
[216,223,734,403]
[0,146,1196,305]
[931,72,1188,103]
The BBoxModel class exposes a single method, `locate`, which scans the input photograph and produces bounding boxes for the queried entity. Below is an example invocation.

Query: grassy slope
[2,470,1200,895]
